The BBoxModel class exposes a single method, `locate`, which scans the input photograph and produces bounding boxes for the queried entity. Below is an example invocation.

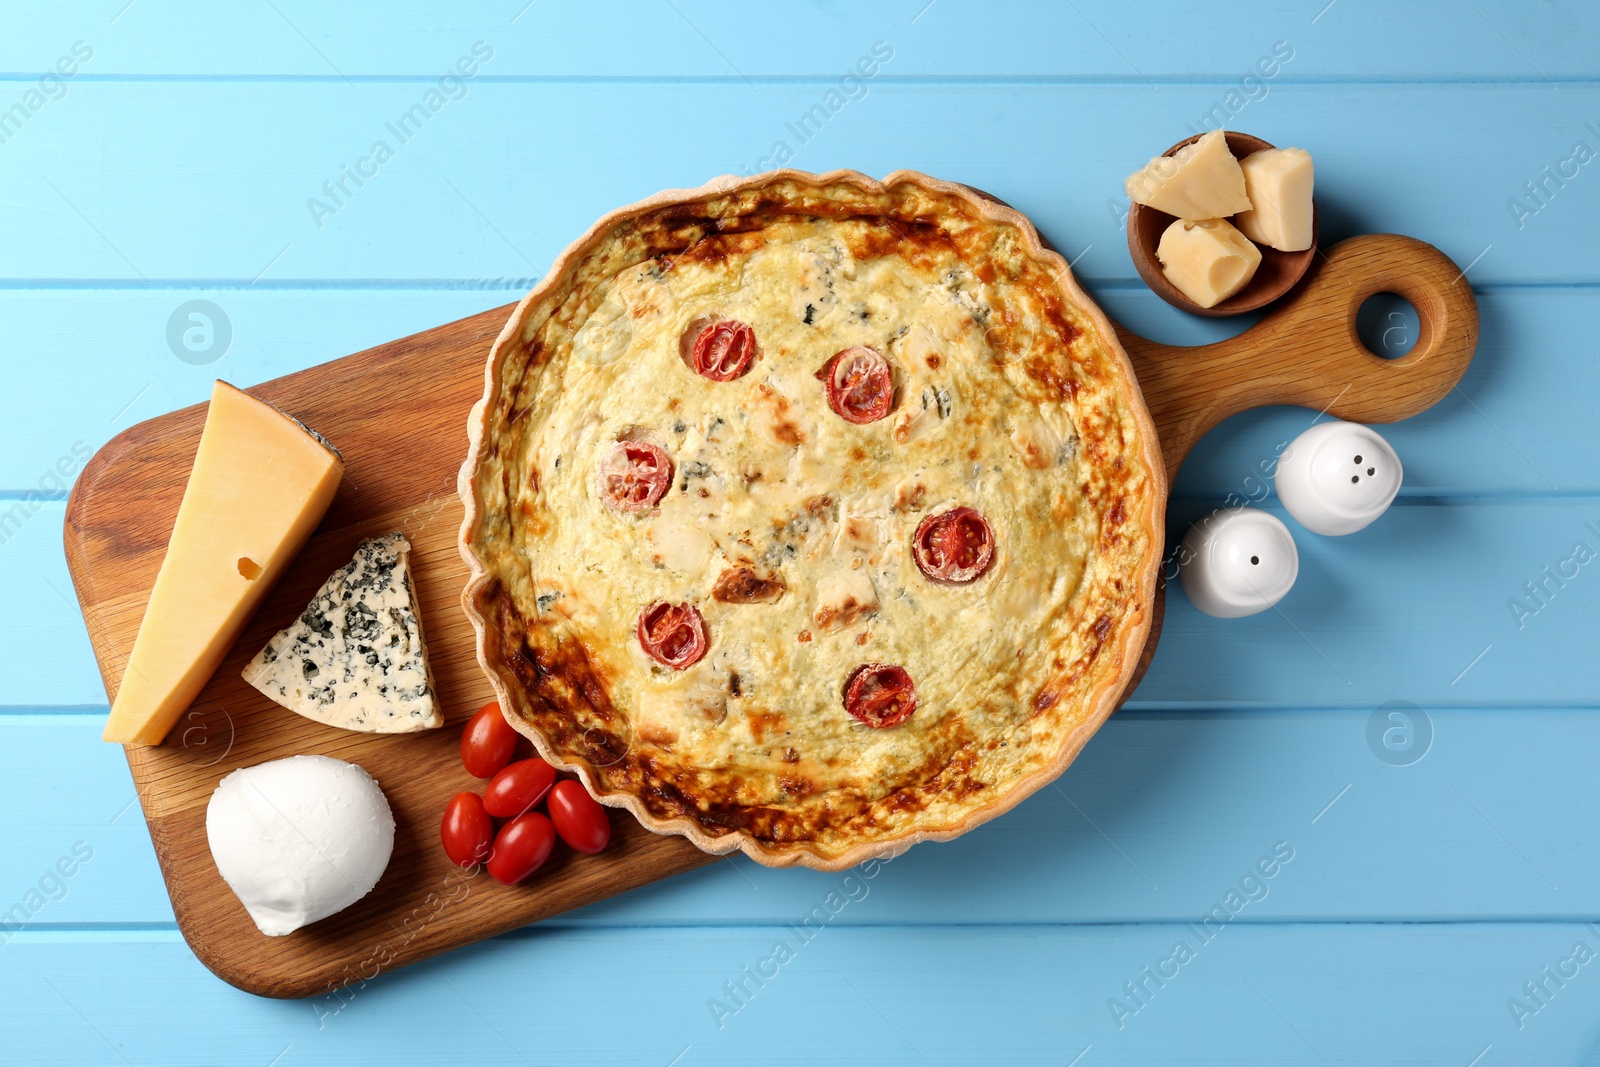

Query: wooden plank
[1141,496,1600,709]
[4,0,1595,79]
[0,502,101,707]
[1,285,1593,496]
[0,290,505,493]
[1103,284,1600,498]
[0,715,152,927]
[35,492,1600,712]
[5,923,1596,1064]
[0,84,1596,284]
[10,707,1599,927]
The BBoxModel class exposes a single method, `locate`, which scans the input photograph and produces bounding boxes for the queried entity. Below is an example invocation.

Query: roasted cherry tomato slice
[440,792,494,868]
[600,440,674,512]
[912,506,996,584]
[486,812,557,885]
[844,663,917,728]
[547,780,612,854]
[690,319,757,381]
[636,601,708,670]
[483,758,558,819]
[461,700,520,779]
[816,346,894,424]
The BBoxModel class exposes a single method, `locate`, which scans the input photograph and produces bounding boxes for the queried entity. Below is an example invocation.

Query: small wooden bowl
[1127,130,1318,317]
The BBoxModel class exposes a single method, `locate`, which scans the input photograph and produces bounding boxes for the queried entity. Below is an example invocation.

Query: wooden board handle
[1112,234,1480,479]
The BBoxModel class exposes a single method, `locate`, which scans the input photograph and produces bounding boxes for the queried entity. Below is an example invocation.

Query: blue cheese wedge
[242,533,441,733]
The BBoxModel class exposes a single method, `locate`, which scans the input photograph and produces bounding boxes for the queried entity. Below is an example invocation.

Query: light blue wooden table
[3,2,1597,1063]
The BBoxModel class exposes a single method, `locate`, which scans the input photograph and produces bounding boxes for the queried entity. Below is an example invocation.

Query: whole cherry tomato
[440,792,493,868]
[483,758,557,819]
[547,780,611,854]
[486,812,556,885]
[461,700,519,779]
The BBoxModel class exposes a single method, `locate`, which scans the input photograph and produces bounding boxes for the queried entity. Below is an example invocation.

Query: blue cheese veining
[242,533,441,733]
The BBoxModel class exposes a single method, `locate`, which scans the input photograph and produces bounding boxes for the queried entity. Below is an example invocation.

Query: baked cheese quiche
[459,170,1164,870]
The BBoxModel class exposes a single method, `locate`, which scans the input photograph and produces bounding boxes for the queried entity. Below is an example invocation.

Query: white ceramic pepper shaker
[1274,419,1402,536]
[1179,507,1299,618]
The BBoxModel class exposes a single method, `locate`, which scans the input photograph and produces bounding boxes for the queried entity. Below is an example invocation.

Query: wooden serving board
[63,232,1476,999]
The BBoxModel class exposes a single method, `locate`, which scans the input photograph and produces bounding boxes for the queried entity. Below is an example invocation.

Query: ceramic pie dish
[457,169,1164,870]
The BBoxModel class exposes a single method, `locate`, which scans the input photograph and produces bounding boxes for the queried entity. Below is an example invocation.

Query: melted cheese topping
[470,178,1156,863]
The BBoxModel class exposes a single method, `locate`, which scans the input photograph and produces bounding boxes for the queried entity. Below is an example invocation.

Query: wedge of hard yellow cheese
[1156,218,1263,309]
[103,381,343,745]
[1234,147,1315,252]
[1124,130,1252,220]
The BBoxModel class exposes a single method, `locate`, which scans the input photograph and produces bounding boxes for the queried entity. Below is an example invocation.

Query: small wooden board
[63,233,1476,999]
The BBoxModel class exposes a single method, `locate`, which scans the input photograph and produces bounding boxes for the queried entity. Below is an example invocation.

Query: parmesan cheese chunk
[1234,147,1315,252]
[1125,130,1252,220]
[103,381,343,746]
[1156,218,1262,309]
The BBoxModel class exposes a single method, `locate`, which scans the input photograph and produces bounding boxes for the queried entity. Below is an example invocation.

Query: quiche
[458,170,1164,870]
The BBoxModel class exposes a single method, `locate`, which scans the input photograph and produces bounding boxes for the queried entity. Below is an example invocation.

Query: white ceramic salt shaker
[1178,508,1299,618]
[1274,419,1402,536]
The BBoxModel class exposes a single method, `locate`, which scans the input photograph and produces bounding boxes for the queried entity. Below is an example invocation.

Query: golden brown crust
[458,170,1165,870]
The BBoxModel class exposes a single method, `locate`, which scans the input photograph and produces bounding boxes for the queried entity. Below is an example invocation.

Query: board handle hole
[1356,292,1420,360]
